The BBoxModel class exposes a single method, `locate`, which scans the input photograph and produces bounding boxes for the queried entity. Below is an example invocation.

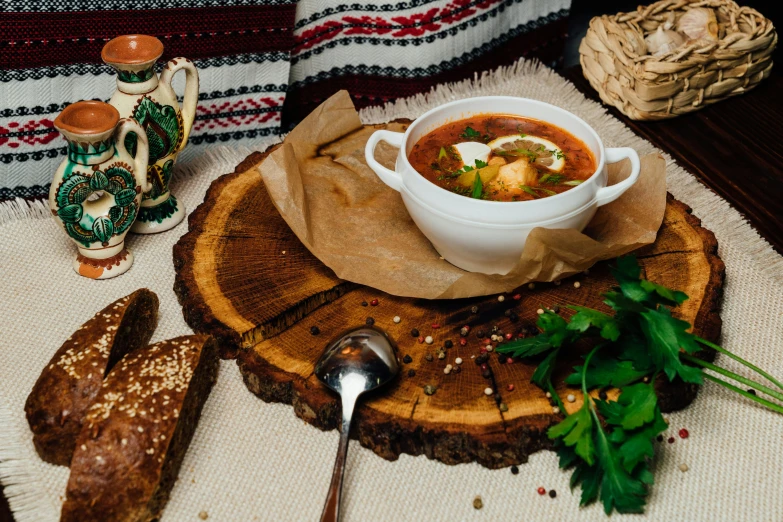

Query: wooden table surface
[2,52,781,522]
[563,65,783,254]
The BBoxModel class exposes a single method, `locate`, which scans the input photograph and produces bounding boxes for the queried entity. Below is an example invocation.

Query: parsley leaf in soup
[459,126,482,140]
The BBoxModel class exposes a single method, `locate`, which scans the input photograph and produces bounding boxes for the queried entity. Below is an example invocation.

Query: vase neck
[117,72,158,94]
[66,136,116,165]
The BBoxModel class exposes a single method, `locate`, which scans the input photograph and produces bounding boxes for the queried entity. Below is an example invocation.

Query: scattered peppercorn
[484,387,493,396]
[411,328,420,337]
[455,357,463,365]
[431,323,441,329]
[498,295,505,302]
[453,365,461,374]
[504,333,513,340]
[393,316,401,324]
[199,511,209,520]
[418,336,425,344]
[424,353,433,362]
[511,465,519,475]
[499,403,508,412]
[679,463,689,472]
[365,317,375,326]
[552,406,560,414]
[507,384,515,392]
[504,309,512,317]
[537,487,546,496]
[748,389,757,395]
[475,354,488,364]
[408,369,416,377]
[657,434,664,442]
[480,363,488,371]
[370,298,379,306]
[528,283,535,290]
[667,437,675,444]
[459,338,467,346]
[437,349,446,360]
[425,335,434,344]
[424,385,436,395]
[548,490,557,499]
[482,370,491,379]
[509,312,519,322]
[473,496,483,510]
[470,305,479,314]
[403,355,412,364]
[573,281,581,288]
[566,394,576,403]
[497,355,506,364]
[513,293,522,300]
[599,390,608,401]
[310,326,320,336]
[679,428,689,439]
[361,301,368,307]
[444,340,453,349]
[476,329,485,339]
[552,305,560,313]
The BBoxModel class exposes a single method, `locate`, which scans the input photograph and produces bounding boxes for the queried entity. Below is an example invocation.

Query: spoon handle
[320,395,357,522]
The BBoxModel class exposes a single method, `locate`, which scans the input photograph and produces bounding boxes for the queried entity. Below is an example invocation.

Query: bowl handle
[365,130,404,192]
[595,147,641,207]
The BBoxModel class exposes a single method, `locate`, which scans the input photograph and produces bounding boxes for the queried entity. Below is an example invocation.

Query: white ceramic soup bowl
[365,96,640,275]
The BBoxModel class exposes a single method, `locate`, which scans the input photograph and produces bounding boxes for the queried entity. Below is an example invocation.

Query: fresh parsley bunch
[497,256,783,515]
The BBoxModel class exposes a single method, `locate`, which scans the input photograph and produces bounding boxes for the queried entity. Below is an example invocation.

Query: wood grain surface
[173,138,724,468]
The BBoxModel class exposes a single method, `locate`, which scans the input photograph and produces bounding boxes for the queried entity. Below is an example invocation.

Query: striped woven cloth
[0,0,570,202]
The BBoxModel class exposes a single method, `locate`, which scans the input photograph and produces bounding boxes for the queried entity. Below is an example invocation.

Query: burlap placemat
[1,60,782,521]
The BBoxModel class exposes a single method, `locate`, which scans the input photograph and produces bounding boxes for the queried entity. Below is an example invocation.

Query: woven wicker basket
[579,0,777,120]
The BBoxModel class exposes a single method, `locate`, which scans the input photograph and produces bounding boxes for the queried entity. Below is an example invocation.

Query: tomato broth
[408,115,596,202]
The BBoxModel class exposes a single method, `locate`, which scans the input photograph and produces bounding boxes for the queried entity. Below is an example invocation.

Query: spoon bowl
[314,326,400,522]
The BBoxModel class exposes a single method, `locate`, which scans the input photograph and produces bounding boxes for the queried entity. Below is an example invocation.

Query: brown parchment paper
[257,91,666,299]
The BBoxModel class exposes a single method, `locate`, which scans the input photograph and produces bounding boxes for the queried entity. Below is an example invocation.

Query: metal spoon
[314,326,400,522]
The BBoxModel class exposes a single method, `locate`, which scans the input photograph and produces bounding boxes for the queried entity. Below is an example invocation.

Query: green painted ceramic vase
[50,101,150,279]
[102,34,199,233]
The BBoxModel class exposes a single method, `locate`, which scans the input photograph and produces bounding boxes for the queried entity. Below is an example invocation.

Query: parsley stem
[695,337,783,392]
[701,373,783,415]
[546,380,567,416]
[683,355,783,403]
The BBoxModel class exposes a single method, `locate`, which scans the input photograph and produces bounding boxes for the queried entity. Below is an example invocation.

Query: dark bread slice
[60,335,219,522]
[25,289,159,466]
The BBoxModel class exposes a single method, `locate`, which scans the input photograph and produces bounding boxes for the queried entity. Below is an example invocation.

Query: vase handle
[159,57,199,153]
[116,118,151,193]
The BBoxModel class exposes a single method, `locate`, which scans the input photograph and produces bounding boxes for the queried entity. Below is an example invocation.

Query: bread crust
[24,289,159,466]
[60,335,219,522]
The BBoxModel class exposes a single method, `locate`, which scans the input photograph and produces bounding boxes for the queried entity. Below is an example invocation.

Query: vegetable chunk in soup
[408,115,596,202]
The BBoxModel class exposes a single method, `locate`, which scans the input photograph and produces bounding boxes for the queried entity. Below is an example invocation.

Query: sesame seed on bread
[25,289,159,466]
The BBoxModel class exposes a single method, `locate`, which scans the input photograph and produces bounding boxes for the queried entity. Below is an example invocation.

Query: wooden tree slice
[174,139,724,468]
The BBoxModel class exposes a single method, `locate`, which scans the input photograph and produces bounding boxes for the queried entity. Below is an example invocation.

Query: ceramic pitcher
[50,101,150,279]
[102,34,199,233]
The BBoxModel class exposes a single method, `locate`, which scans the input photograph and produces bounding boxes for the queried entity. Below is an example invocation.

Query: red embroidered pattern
[0,119,57,148]
[294,0,500,51]
[191,96,284,132]
[0,98,284,149]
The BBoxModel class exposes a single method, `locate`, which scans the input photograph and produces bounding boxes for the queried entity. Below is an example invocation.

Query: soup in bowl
[364,97,641,274]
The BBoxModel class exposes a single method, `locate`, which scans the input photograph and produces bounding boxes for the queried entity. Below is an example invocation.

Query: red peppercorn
[667,437,675,444]
[679,428,689,439]
[507,384,515,392]
[505,332,513,340]
[484,338,492,345]
[417,336,425,344]
[370,298,379,306]
[506,357,513,364]
[513,294,522,300]
[431,323,440,329]
[462,325,471,333]
[480,364,488,371]
[480,348,487,354]
[459,338,467,346]
[537,487,546,496]
[517,333,524,338]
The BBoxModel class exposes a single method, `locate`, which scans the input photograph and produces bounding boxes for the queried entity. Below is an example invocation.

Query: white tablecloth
[1,60,782,521]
